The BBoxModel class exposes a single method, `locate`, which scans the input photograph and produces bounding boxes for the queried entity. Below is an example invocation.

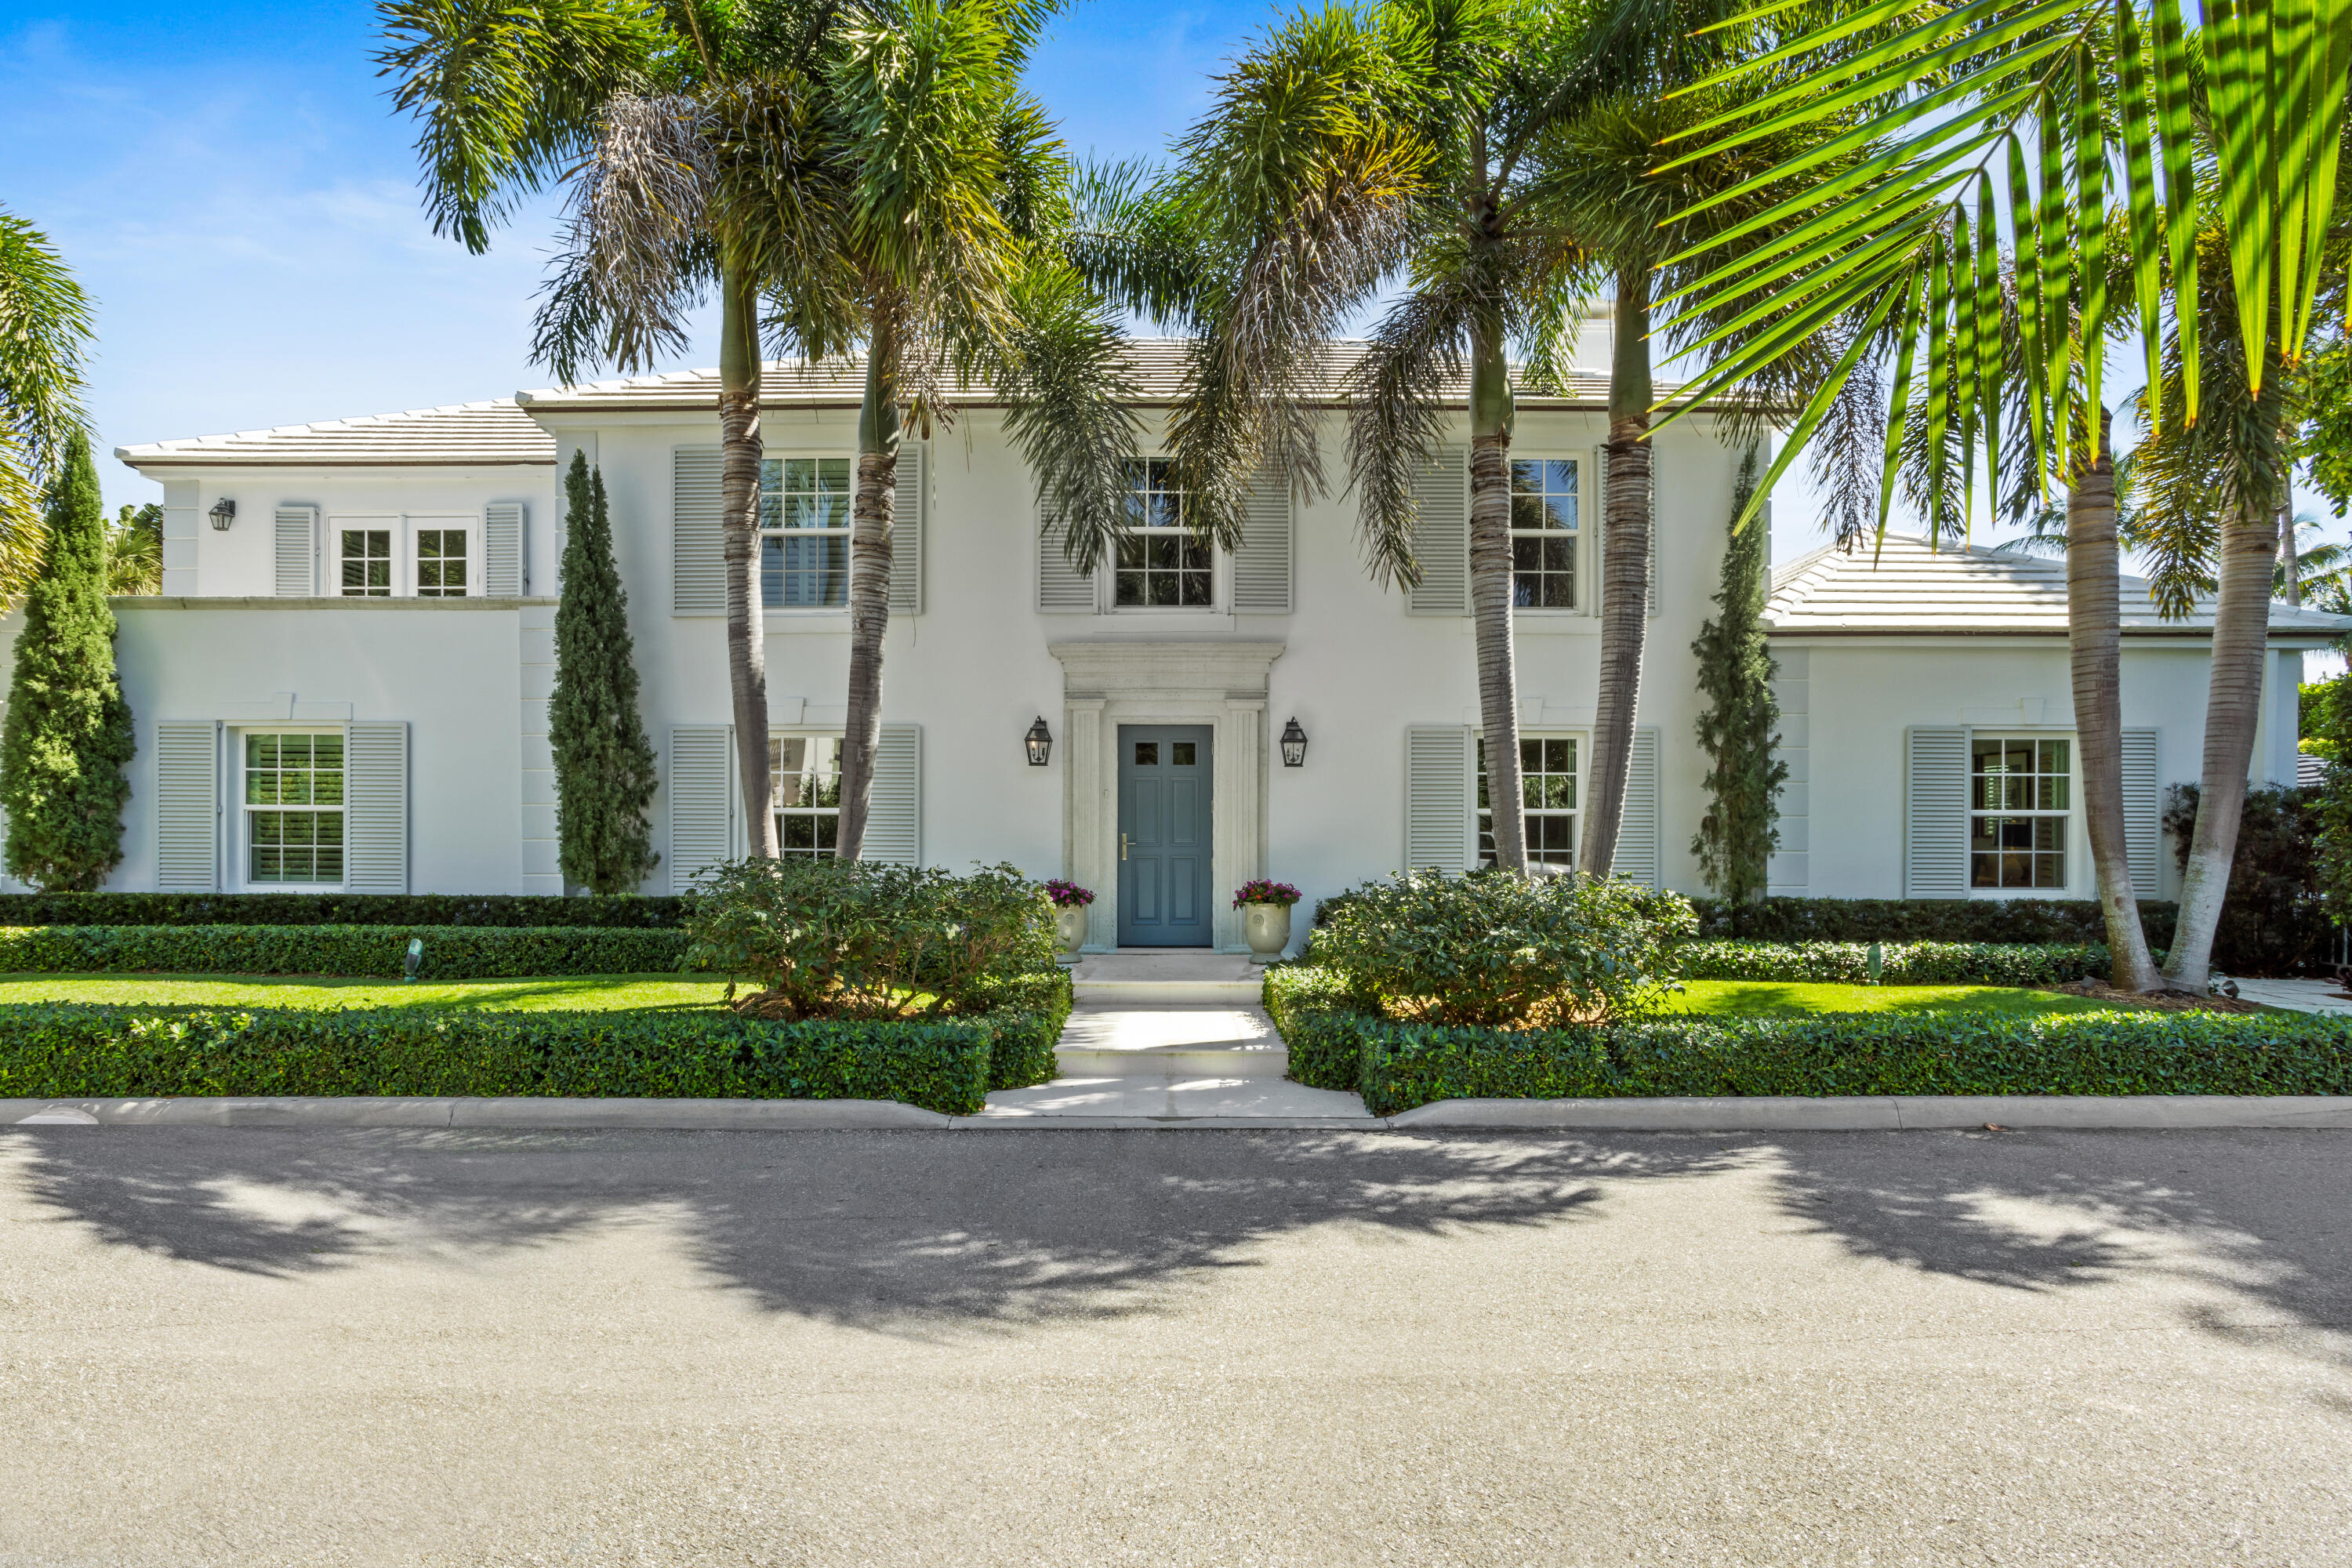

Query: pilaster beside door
[1116,724,1214,947]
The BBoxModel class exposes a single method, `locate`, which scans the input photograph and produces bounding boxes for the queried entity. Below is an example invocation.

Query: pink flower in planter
[1232,880,1302,909]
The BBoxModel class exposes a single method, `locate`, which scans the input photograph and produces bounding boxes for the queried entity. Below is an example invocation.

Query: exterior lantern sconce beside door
[1279,717,1308,768]
[1025,715,1053,767]
[208,498,236,531]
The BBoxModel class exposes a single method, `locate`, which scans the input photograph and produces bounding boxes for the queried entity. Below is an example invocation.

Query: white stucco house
[55,340,2343,951]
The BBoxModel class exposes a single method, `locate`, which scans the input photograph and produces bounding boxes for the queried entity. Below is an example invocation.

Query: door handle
[1120,833,1130,861]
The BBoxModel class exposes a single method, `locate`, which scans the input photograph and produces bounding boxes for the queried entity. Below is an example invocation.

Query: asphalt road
[1,1126,2347,1566]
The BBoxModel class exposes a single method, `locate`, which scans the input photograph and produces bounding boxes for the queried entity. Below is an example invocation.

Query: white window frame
[759,456,855,613]
[234,725,349,891]
[326,514,481,599]
[1109,456,1222,614]
[770,731,845,858]
[1476,729,1585,869]
[1508,455,1582,614]
[1966,730,2081,898]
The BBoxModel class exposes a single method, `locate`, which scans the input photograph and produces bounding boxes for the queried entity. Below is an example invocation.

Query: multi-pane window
[1114,459,1212,608]
[1477,736,1580,867]
[245,732,344,884]
[340,530,391,597]
[1970,736,2071,889]
[1510,459,1577,609]
[771,735,844,856]
[416,529,468,597]
[761,457,851,608]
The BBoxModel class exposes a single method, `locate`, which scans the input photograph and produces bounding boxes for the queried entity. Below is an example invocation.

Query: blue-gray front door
[1117,725,1214,947]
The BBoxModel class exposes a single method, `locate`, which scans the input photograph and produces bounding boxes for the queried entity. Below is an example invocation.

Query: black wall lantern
[208,498,237,531]
[1279,717,1308,768]
[1025,715,1053,766]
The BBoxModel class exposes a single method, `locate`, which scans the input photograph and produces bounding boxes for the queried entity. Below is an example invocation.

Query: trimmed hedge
[0,924,691,978]
[1671,940,2114,987]
[0,893,688,929]
[0,1004,992,1113]
[1682,896,2176,946]
[967,969,1075,1091]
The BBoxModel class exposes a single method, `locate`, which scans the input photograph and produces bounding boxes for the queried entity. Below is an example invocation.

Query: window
[1970,736,2070,889]
[1510,459,1577,609]
[416,528,468,597]
[1114,459,1211,608]
[772,735,843,856]
[1477,736,1579,866]
[340,529,391,597]
[245,732,344,884]
[761,457,851,608]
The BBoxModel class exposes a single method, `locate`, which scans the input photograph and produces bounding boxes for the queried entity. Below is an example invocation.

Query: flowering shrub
[1232,880,1303,908]
[1044,880,1096,909]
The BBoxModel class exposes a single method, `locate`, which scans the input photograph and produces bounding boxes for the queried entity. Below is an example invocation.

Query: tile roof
[1767,532,2352,638]
[116,400,554,469]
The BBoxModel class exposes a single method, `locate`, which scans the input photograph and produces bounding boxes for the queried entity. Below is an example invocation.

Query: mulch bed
[2043,978,2268,1014]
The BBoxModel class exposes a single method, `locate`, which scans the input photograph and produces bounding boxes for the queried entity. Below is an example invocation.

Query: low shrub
[0,1004,993,1113]
[1262,965,1374,1091]
[2165,782,2335,975]
[0,892,688,928]
[1310,870,1697,1026]
[967,968,1076,1090]
[1671,941,2114,987]
[0,924,690,978]
[1681,895,2176,947]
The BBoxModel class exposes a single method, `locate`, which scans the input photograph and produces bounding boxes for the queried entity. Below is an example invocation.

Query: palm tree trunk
[1581,267,1653,879]
[1467,319,1527,873]
[835,310,901,861]
[2278,499,2300,607]
[718,263,776,859]
[2067,408,2161,991]
[2160,488,2284,989]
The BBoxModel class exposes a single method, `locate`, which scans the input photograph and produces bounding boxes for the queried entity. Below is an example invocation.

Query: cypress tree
[549,451,659,893]
[0,430,135,890]
[1689,447,1787,915]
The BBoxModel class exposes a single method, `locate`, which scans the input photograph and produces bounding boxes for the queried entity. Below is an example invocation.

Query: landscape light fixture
[1025,716,1053,767]
[208,498,237,531]
[1279,717,1308,768]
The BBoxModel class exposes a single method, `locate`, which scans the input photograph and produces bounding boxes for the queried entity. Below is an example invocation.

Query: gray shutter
[889,444,924,615]
[1231,465,1294,612]
[669,726,735,891]
[672,446,725,615]
[1037,502,1095,612]
[1406,448,1468,615]
[1592,448,1657,617]
[2121,727,2160,898]
[154,720,220,891]
[344,721,409,892]
[484,501,524,597]
[1405,724,1474,872]
[274,506,317,597]
[864,723,921,865]
[1615,727,1661,887]
[1904,727,1969,898]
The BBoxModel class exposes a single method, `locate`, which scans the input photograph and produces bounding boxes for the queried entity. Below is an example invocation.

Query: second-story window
[340,529,393,597]
[761,457,851,608]
[416,529,468,597]
[1510,459,1578,608]
[1114,459,1211,608]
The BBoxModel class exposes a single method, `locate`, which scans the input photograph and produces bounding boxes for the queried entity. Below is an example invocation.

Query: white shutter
[1405,724,1474,872]
[344,721,409,892]
[484,501,525,597]
[1037,502,1095,612]
[1615,727,1661,887]
[1232,465,1294,612]
[1592,447,1657,618]
[889,444,924,615]
[274,506,317,597]
[2121,727,2160,898]
[864,723,921,866]
[154,720,220,891]
[669,726,735,891]
[672,446,725,616]
[1904,727,1969,898]
[1406,448,1468,615]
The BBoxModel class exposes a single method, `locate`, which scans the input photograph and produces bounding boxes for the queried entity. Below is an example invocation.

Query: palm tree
[106,503,163,596]
[0,206,93,602]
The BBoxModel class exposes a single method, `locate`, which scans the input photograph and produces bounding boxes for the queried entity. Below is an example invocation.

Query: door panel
[1117,724,1214,946]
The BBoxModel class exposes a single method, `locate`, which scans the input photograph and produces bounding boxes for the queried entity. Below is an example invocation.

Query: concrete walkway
[2230,976,2352,1014]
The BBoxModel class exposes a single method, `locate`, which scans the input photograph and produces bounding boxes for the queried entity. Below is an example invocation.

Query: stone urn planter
[1046,880,1094,964]
[1232,880,1302,961]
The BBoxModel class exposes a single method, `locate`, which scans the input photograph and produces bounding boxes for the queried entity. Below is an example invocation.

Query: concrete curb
[1386,1095,2352,1131]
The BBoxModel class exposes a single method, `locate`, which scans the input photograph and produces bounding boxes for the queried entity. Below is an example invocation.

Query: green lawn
[1663,979,2118,1018]
[0,974,733,1012]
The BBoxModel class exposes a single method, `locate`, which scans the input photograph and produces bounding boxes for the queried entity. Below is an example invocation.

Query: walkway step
[1069,952,1268,1007]
[1073,978,1265,1004]
[1055,1046,1290,1079]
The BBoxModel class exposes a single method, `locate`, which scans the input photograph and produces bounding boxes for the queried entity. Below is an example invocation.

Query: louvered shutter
[343,721,408,892]
[672,446,725,615]
[1405,724,1474,872]
[863,724,921,865]
[889,444,924,615]
[669,726,735,891]
[2121,728,2160,898]
[484,501,524,597]
[1904,727,1969,898]
[1406,448,1468,615]
[1037,502,1095,612]
[154,720,220,891]
[1231,465,1294,612]
[274,506,317,597]
[1615,727,1661,887]
[1592,448,1657,617]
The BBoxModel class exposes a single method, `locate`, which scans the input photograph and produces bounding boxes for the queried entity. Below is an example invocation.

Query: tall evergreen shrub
[1688,447,1785,913]
[0,431,134,890]
[549,452,659,894]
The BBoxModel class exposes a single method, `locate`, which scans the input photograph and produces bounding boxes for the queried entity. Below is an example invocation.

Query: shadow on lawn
[4,1126,2348,1357]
